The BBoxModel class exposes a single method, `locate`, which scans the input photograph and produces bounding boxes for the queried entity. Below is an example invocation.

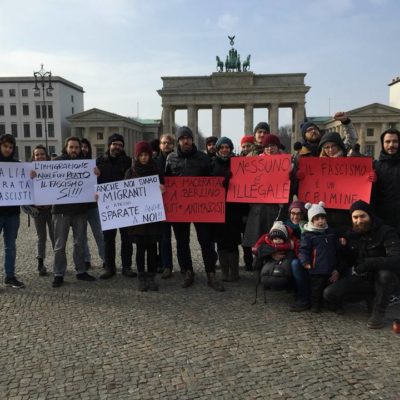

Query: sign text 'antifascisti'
[163,176,225,223]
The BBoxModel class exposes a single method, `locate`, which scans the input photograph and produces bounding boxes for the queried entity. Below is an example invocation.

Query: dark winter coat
[52,154,89,216]
[165,144,212,177]
[124,160,163,241]
[342,218,400,279]
[299,227,340,275]
[211,155,243,249]
[372,150,400,234]
[0,150,20,217]
[96,151,132,184]
[154,151,170,174]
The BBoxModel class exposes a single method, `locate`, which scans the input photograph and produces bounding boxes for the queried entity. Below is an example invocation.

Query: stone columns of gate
[244,104,254,134]
[212,105,221,137]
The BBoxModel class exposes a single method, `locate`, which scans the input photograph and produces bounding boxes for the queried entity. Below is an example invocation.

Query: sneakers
[5,277,25,289]
[52,276,64,288]
[161,268,173,279]
[76,272,96,281]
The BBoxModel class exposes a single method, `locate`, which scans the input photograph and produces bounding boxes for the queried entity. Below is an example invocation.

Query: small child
[298,202,341,312]
[253,221,299,290]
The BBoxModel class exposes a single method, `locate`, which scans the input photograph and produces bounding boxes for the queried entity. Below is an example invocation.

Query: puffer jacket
[165,144,211,177]
[299,226,340,275]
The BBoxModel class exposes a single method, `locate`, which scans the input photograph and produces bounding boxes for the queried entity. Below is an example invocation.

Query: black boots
[207,272,225,292]
[100,267,116,280]
[182,270,194,288]
[138,273,158,292]
[37,258,48,276]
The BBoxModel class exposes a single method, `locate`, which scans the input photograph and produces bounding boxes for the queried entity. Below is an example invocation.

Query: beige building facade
[67,108,160,158]
[316,103,400,158]
[158,72,309,143]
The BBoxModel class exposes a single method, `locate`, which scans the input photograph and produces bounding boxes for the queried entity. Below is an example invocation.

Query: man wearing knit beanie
[298,112,357,158]
[250,122,270,156]
[165,127,224,292]
[205,136,218,160]
[324,200,400,329]
[96,134,136,280]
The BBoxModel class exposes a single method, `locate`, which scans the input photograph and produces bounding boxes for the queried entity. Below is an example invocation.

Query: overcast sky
[1,0,399,149]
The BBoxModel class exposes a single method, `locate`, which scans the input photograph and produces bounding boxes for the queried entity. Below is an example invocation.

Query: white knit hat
[269,221,289,241]
[305,201,326,222]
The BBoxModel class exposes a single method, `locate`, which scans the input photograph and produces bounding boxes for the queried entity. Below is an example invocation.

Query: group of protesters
[0,109,400,330]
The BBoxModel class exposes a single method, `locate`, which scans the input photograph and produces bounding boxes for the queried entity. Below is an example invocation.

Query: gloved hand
[354,259,375,274]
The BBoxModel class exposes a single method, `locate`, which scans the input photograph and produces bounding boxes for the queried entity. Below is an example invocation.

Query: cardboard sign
[298,157,373,209]
[96,175,165,231]
[0,162,33,206]
[163,176,225,223]
[226,155,291,203]
[33,160,97,205]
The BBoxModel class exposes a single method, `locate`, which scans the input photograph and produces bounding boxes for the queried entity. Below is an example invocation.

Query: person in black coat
[96,133,136,279]
[324,201,400,329]
[211,136,243,281]
[165,126,224,291]
[125,141,164,291]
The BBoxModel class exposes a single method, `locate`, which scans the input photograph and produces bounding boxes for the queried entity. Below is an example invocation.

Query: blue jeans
[0,214,20,279]
[291,258,311,304]
[84,207,105,263]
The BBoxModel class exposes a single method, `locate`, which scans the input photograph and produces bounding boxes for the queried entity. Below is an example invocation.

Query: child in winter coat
[125,141,165,292]
[253,221,299,290]
[298,202,342,312]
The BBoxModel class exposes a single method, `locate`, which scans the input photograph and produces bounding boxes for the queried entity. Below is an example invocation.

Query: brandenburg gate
[158,37,310,143]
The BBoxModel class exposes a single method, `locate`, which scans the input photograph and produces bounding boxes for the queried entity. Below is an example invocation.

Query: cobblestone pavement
[1,216,400,399]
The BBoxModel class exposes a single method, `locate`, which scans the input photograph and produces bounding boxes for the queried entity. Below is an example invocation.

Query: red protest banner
[298,157,373,209]
[163,176,225,223]
[226,155,291,203]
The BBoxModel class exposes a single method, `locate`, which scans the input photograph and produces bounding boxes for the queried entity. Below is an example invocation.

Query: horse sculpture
[216,56,224,72]
[225,49,241,72]
[242,54,251,71]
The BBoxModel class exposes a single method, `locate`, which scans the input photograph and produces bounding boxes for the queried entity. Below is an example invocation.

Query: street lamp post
[33,64,53,153]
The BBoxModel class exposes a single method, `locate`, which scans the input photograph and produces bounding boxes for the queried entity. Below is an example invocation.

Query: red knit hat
[135,141,153,158]
[261,134,281,148]
[240,135,255,146]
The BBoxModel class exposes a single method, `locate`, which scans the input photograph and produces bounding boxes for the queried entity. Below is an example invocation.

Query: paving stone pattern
[0,216,400,399]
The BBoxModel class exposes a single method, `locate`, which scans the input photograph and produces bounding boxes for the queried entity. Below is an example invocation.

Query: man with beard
[165,126,224,291]
[51,137,97,288]
[205,136,218,160]
[96,133,136,279]
[298,112,357,157]
[323,200,400,329]
[154,134,177,279]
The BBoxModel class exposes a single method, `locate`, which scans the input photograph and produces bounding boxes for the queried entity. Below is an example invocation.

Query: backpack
[260,257,292,290]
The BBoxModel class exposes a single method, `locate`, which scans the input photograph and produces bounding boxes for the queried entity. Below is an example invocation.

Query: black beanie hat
[177,126,194,141]
[253,122,270,135]
[318,131,346,154]
[206,136,218,146]
[301,122,319,139]
[349,200,374,218]
[108,133,125,147]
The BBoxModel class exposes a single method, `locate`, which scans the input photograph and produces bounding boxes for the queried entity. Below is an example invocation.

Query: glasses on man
[160,141,172,145]
[290,211,303,216]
